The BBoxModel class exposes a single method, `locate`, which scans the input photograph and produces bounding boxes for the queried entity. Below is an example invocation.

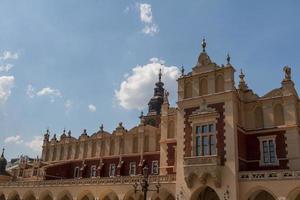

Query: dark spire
[148,69,165,115]
[202,37,206,52]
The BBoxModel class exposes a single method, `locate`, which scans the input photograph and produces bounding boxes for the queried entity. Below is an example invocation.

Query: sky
[0,0,300,159]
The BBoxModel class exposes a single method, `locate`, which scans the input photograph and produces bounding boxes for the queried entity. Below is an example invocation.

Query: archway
[39,191,53,200]
[191,187,220,200]
[78,191,94,200]
[248,190,275,200]
[57,191,73,200]
[151,188,175,200]
[7,191,20,200]
[23,191,36,200]
[123,190,143,200]
[99,190,118,200]
[0,193,5,200]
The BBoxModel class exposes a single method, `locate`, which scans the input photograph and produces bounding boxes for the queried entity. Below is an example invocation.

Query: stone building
[0,39,300,200]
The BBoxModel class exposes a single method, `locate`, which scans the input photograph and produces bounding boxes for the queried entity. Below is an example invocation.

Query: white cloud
[115,57,179,110]
[88,104,97,112]
[26,84,35,98]
[25,136,43,152]
[138,3,159,35]
[4,135,24,144]
[0,51,18,60]
[36,87,61,102]
[0,76,14,103]
[0,64,13,72]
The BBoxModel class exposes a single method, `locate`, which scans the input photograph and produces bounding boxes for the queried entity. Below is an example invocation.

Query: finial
[100,124,104,132]
[181,65,185,76]
[239,69,245,82]
[83,129,87,135]
[63,128,66,135]
[283,65,291,80]
[68,130,71,137]
[1,148,4,158]
[158,68,162,82]
[139,111,144,119]
[227,53,231,65]
[118,122,123,127]
[46,128,50,135]
[201,37,206,52]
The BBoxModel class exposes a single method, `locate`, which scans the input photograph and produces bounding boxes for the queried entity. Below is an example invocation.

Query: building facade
[0,40,300,200]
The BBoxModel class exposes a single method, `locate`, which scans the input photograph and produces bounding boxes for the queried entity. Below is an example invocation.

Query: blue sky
[0,0,299,159]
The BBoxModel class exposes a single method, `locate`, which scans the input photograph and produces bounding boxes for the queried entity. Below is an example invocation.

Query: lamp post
[133,165,160,200]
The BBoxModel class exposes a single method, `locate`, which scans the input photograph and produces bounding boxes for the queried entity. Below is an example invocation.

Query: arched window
[274,104,285,126]
[184,82,192,98]
[167,121,175,138]
[199,78,208,96]
[91,140,97,157]
[215,75,224,93]
[254,106,264,129]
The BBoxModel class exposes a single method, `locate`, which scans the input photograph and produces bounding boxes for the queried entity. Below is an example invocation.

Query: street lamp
[133,165,160,200]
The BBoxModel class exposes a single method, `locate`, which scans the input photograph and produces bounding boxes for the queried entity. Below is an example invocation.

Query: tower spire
[201,37,206,52]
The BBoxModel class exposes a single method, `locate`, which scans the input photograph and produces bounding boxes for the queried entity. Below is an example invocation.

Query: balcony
[183,156,222,188]
[239,170,300,181]
[0,174,176,188]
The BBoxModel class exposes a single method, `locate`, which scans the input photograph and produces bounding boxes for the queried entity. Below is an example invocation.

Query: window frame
[74,166,80,178]
[151,160,159,175]
[129,162,136,176]
[194,123,217,157]
[258,135,279,166]
[90,165,97,178]
[109,163,116,177]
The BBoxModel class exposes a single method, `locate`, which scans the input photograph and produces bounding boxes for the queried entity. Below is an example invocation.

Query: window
[184,82,192,98]
[74,166,80,178]
[254,106,264,129]
[215,75,224,93]
[152,160,159,175]
[132,136,139,153]
[109,164,116,177]
[32,168,38,176]
[90,165,97,177]
[274,104,285,126]
[129,162,136,176]
[195,124,216,156]
[259,136,278,166]
[199,78,208,96]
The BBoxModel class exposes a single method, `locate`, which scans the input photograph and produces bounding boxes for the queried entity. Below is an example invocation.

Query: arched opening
[191,187,220,200]
[39,191,53,200]
[57,191,73,200]
[151,188,175,200]
[23,191,36,200]
[123,190,143,200]
[199,78,208,96]
[167,121,175,139]
[184,82,192,98]
[254,106,264,129]
[0,193,5,200]
[78,191,94,200]
[215,75,224,93]
[274,104,285,126]
[100,190,118,200]
[8,191,20,200]
[248,190,275,200]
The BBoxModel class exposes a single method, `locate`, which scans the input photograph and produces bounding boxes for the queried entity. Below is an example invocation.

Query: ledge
[239,170,300,181]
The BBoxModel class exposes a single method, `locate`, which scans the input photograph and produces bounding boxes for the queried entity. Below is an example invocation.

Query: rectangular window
[152,160,159,175]
[129,162,136,176]
[74,166,80,178]
[109,164,116,177]
[90,165,97,177]
[195,124,216,156]
[259,137,278,166]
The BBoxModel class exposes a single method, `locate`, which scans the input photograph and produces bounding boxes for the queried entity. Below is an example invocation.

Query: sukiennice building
[1,40,300,200]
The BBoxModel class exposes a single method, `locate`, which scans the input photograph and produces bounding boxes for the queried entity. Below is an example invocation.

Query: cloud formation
[25,136,43,152]
[0,51,18,60]
[115,58,179,110]
[4,135,24,144]
[139,3,159,35]
[0,76,15,103]
[33,87,62,102]
[88,104,97,112]
[0,64,13,72]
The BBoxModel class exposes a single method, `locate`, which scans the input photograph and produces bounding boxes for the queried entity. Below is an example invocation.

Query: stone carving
[283,65,291,80]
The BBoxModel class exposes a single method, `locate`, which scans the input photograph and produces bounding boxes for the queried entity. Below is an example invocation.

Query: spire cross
[201,37,206,52]
[158,68,162,82]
